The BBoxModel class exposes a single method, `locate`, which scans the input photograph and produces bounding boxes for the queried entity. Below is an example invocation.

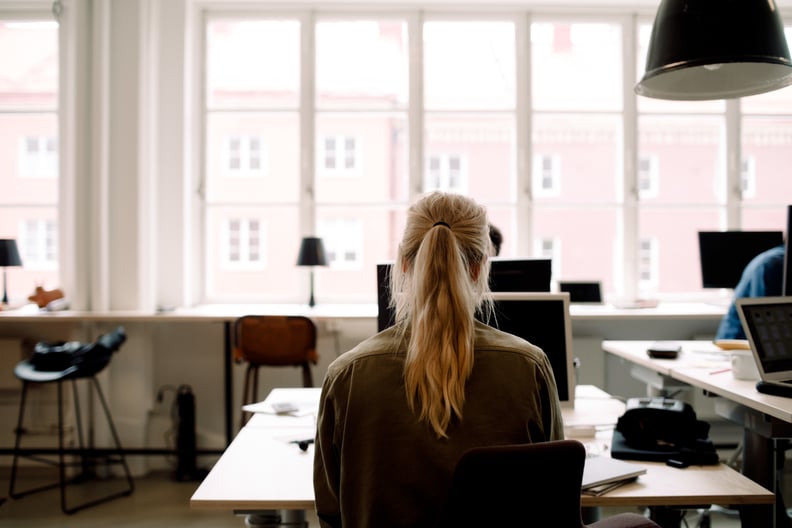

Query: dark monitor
[698,231,784,289]
[488,258,552,293]
[488,292,575,408]
[376,263,395,332]
[376,259,553,332]
[559,281,603,304]
[784,205,792,296]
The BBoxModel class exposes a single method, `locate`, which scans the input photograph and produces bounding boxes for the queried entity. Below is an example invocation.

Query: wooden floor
[0,467,744,528]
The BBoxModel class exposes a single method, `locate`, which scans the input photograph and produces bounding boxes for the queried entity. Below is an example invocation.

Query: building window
[320,219,363,270]
[20,219,57,270]
[320,135,359,176]
[533,154,560,196]
[536,237,561,279]
[19,135,57,178]
[741,156,756,199]
[225,135,267,177]
[424,154,467,193]
[638,154,659,198]
[639,237,658,289]
[223,218,266,269]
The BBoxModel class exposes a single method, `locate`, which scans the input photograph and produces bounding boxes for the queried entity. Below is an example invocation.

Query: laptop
[581,455,646,495]
[736,297,792,397]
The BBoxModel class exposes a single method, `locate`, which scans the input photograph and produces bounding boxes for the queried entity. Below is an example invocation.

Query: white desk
[190,386,773,528]
[603,340,792,528]
[0,305,377,448]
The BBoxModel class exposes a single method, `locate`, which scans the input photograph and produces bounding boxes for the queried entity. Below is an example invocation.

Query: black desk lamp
[297,237,328,307]
[636,0,792,100]
[0,239,23,305]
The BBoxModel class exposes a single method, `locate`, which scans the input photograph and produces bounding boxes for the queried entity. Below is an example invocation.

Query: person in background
[313,192,563,528]
[488,223,503,256]
[715,244,785,340]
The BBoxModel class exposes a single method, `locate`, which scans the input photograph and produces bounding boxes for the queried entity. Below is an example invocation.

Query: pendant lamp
[635,0,792,100]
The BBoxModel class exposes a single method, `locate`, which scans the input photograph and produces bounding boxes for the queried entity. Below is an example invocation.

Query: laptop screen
[736,297,792,379]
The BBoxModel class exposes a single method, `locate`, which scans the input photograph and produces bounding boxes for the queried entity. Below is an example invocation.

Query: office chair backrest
[440,440,660,528]
[234,315,318,367]
[441,440,587,527]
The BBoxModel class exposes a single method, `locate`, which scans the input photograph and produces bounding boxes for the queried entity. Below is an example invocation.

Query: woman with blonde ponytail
[314,192,563,528]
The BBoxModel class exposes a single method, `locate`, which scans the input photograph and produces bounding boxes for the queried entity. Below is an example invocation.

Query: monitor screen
[376,259,552,332]
[698,231,784,289]
[559,281,603,303]
[488,292,575,408]
[784,205,792,296]
[488,258,552,293]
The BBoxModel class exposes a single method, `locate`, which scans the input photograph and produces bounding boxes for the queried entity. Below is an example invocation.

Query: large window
[0,16,59,304]
[200,10,792,304]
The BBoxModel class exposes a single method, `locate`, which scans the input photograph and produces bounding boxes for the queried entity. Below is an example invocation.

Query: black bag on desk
[611,397,719,466]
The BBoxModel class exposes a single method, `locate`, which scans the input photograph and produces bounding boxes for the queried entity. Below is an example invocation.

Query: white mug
[731,350,760,381]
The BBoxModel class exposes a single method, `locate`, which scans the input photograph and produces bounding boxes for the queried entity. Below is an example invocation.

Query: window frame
[190,5,792,305]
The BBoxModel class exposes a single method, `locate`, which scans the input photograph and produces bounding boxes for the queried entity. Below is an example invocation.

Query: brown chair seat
[234,315,318,427]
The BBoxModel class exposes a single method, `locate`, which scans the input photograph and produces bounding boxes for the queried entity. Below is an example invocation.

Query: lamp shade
[635,0,792,100]
[0,239,22,267]
[296,237,328,267]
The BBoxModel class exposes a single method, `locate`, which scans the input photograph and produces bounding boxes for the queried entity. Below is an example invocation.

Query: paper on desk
[242,400,318,417]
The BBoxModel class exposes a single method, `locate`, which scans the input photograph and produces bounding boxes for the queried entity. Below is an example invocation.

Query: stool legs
[9,377,134,514]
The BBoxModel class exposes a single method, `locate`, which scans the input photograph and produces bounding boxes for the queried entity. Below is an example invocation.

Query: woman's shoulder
[327,326,405,373]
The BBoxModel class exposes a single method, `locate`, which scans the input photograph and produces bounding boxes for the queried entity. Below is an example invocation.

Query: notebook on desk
[581,455,646,495]
[736,297,792,397]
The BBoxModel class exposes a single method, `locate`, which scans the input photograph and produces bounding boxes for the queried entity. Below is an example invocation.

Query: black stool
[8,327,134,514]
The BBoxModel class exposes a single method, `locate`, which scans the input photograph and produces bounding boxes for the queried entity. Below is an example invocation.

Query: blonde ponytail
[390,192,492,438]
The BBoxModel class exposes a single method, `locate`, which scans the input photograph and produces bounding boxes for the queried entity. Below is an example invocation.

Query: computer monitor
[488,258,552,293]
[376,263,395,332]
[488,292,575,408]
[559,281,603,304]
[698,230,784,289]
[376,259,553,332]
[784,205,792,296]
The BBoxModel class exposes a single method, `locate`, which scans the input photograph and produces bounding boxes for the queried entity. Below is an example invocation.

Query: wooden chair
[234,315,318,427]
[439,439,660,528]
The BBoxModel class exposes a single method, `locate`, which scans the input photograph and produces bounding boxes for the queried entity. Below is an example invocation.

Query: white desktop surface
[0,300,725,323]
[190,386,773,513]
[602,340,792,424]
[0,303,379,323]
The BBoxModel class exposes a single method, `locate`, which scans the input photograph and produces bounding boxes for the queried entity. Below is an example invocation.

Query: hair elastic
[433,221,450,228]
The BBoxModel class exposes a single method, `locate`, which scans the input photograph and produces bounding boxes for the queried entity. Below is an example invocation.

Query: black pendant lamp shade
[636,0,792,100]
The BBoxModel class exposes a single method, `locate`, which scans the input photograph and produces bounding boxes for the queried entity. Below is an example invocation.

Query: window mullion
[408,12,423,200]
[725,98,742,229]
[301,12,316,235]
[516,13,531,257]
[622,14,639,301]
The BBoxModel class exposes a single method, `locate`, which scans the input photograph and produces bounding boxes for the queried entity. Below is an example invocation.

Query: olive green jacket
[313,321,565,528]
